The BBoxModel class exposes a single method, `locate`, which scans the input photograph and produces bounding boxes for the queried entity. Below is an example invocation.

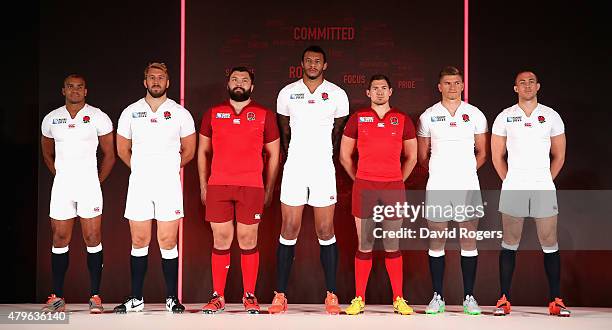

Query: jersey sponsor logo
[175,210,182,215]
[431,115,446,122]
[164,111,172,120]
[462,114,470,122]
[82,116,91,123]
[390,116,399,125]
[538,115,546,123]
[321,92,329,101]
[525,122,532,127]
[308,100,315,104]
[330,195,335,200]
[359,116,374,123]
[254,213,261,220]
[450,122,457,127]
[93,207,100,212]
[247,112,256,121]
[52,118,67,124]
[216,112,231,119]
[132,111,147,118]
[290,93,305,99]
[233,118,241,124]
[150,118,158,123]
[68,124,76,129]
[377,122,385,128]
[506,116,522,122]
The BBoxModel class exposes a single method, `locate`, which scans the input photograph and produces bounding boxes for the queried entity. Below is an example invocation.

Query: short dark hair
[64,73,86,86]
[229,66,255,83]
[368,74,392,89]
[302,45,327,63]
[515,70,538,84]
[438,66,463,81]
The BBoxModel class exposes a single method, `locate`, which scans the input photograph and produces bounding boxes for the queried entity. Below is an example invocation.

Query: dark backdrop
[4,0,610,306]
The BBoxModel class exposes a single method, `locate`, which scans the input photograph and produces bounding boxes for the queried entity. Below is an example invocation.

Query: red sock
[241,248,259,296]
[355,251,373,301]
[385,251,403,300]
[211,248,230,296]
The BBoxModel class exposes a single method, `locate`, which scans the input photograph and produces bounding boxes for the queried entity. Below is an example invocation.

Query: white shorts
[50,172,102,220]
[499,172,558,218]
[124,173,184,221]
[280,162,337,207]
[425,174,483,222]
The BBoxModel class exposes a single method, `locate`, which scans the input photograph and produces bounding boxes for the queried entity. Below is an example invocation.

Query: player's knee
[281,223,300,239]
[315,224,334,240]
[502,232,521,246]
[83,232,101,247]
[212,232,233,250]
[52,233,71,247]
[459,238,477,251]
[131,235,150,248]
[538,234,557,248]
[428,238,446,251]
[158,234,177,249]
[237,234,257,250]
[382,238,400,252]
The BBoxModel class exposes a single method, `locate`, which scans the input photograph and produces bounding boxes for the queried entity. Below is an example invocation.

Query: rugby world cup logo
[247,112,256,121]
[390,116,399,125]
[82,115,90,123]
[538,115,545,123]
[164,111,171,120]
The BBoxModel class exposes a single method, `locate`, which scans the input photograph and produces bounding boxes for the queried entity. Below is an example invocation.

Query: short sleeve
[41,114,53,138]
[117,109,132,139]
[491,112,507,136]
[416,112,430,137]
[343,112,358,139]
[95,111,114,136]
[403,114,416,140]
[263,110,280,143]
[179,107,196,138]
[550,111,565,137]
[473,109,488,134]
[199,108,213,137]
[276,88,289,116]
[334,89,350,118]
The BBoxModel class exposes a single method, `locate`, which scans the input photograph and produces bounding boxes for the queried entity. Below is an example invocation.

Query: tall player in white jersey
[269,46,349,314]
[40,74,115,313]
[417,66,488,315]
[114,63,196,314]
[491,71,569,317]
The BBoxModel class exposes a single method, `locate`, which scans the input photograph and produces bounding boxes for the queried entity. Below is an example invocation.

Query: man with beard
[340,75,418,315]
[114,62,196,313]
[268,45,349,314]
[41,74,115,313]
[198,67,280,314]
[491,71,569,317]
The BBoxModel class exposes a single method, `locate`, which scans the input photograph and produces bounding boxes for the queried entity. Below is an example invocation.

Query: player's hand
[200,186,207,205]
[264,188,273,208]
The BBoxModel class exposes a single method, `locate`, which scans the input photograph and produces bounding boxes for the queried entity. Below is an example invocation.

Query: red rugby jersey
[343,108,416,181]
[200,100,279,187]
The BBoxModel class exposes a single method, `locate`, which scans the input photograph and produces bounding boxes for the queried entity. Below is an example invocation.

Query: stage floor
[1,303,610,329]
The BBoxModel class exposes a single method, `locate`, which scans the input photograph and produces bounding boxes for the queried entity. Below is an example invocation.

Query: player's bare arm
[179,133,196,167]
[277,114,291,162]
[339,135,357,180]
[474,132,489,170]
[197,133,212,205]
[491,134,508,180]
[401,138,418,181]
[332,115,348,158]
[263,138,281,208]
[116,135,132,168]
[550,133,566,180]
[97,132,115,182]
[41,136,56,175]
[416,136,431,169]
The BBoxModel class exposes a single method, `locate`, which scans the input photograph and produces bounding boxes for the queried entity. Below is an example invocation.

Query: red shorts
[352,178,406,220]
[205,185,264,225]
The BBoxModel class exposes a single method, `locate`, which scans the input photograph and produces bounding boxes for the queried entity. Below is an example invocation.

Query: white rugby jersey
[492,103,564,172]
[41,104,113,173]
[117,98,195,175]
[417,101,488,175]
[277,79,349,165]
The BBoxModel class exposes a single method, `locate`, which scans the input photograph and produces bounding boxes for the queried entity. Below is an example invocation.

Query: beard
[304,69,323,80]
[148,85,167,98]
[228,86,251,102]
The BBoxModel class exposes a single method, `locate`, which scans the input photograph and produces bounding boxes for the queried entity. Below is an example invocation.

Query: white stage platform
[1,304,610,330]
